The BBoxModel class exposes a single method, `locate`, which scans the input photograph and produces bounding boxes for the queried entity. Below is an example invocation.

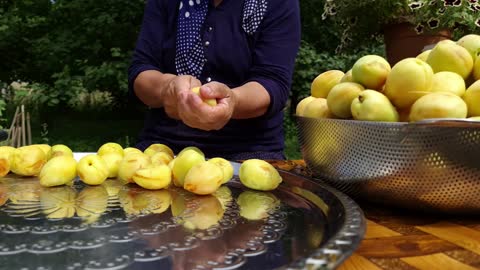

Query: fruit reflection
[237,191,280,220]
[7,182,111,220]
[306,223,324,249]
[40,186,77,219]
[102,179,123,197]
[171,189,224,230]
[212,186,233,210]
[5,178,42,203]
[76,185,109,223]
[118,186,171,216]
[291,186,329,215]
[0,183,8,206]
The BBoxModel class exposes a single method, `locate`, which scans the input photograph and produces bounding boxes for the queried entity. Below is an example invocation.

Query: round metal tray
[0,161,365,270]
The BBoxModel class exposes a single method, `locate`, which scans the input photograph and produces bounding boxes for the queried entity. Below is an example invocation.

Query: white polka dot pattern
[175,0,268,78]
[242,0,267,35]
[175,0,208,78]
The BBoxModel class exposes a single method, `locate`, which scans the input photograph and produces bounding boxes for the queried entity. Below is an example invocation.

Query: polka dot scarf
[175,0,267,78]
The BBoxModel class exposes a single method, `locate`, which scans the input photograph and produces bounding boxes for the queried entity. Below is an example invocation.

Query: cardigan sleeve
[127,0,168,98]
[245,0,301,118]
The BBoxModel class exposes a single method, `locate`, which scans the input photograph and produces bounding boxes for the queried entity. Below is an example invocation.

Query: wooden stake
[9,124,16,147]
[6,106,20,145]
[27,112,31,145]
[21,105,26,146]
[16,126,21,148]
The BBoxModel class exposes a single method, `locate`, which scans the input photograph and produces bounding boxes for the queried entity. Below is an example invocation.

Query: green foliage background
[0,0,384,159]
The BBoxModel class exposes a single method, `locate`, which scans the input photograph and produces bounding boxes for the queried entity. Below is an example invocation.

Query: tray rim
[268,168,365,270]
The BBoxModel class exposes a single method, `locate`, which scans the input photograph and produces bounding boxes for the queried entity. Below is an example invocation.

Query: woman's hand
[162,75,201,119]
[178,81,237,131]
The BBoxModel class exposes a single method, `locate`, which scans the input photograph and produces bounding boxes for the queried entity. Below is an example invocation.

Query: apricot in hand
[191,87,217,106]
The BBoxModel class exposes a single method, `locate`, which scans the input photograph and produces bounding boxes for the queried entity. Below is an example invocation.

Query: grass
[29,108,145,152]
[21,107,303,159]
[284,114,302,160]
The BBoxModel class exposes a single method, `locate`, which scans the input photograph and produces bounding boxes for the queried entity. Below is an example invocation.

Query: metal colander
[296,116,480,214]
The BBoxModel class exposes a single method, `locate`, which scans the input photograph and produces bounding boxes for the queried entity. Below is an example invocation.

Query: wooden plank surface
[332,207,480,270]
[401,253,479,270]
[338,254,383,270]
[416,222,480,255]
[275,160,480,270]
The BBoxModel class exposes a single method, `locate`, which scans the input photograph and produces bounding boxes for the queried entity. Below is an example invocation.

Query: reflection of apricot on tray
[172,191,224,230]
[0,184,8,206]
[306,223,325,249]
[102,179,123,197]
[237,191,280,220]
[118,187,171,216]
[40,186,77,219]
[5,178,42,204]
[76,185,109,222]
[212,186,232,210]
[291,186,329,215]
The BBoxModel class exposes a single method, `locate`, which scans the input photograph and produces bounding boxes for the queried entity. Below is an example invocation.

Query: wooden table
[270,160,480,270]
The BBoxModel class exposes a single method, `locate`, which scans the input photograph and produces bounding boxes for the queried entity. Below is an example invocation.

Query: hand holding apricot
[162,75,201,119]
[178,82,236,131]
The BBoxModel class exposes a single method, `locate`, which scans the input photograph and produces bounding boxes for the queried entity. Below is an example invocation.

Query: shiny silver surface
[296,116,480,214]
[0,162,364,270]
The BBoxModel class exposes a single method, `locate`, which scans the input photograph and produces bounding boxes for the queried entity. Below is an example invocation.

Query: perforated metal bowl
[296,116,480,214]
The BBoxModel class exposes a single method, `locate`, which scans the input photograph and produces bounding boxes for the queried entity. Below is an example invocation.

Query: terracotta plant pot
[384,23,452,66]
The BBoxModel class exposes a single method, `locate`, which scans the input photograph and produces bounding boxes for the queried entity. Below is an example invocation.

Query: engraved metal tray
[0,159,365,270]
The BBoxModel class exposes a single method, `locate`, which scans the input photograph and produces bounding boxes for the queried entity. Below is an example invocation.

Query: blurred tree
[0,0,145,106]
[299,0,341,52]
